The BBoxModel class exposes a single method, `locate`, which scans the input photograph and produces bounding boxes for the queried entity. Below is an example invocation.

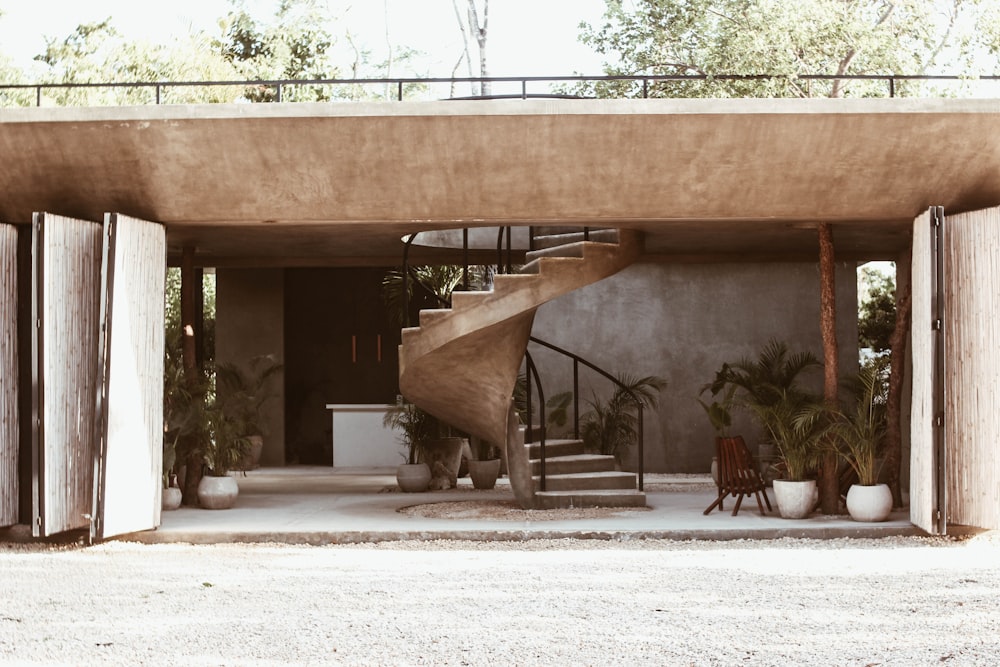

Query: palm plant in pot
[383,401,438,492]
[826,359,892,522]
[580,374,665,471]
[697,382,736,487]
[197,404,252,509]
[710,340,825,518]
[215,354,282,470]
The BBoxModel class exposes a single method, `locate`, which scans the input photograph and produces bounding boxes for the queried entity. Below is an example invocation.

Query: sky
[0,0,610,79]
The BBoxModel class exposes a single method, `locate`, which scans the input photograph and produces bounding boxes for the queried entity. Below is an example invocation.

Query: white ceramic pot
[846,483,893,522]
[772,479,816,519]
[161,486,183,511]
[396,463,431,493]
[468,458,501,490]
[197,475,239,509]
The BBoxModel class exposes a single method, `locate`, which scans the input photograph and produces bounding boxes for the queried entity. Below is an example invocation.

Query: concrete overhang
[2,97,999,266]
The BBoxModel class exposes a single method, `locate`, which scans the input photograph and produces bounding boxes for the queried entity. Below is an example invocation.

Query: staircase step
[525,241,587,263]
[531,229,619,251]
[519,255,584,275]
[418,308,452,327]
[530,454,617,476]
[532,225,613,237]
[526,439,584,459]
[534,471,637,491]
[400,327,421,345]
[449,290,491,310]
[534,489,647,510]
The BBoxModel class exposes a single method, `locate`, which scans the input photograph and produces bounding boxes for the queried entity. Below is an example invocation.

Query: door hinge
[933,319,942,331]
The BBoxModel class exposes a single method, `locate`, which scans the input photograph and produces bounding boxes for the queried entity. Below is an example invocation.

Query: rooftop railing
[2,73,999,107]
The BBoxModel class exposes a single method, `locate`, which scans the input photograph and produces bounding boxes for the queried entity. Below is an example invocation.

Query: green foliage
[707,339,825,480]
[858,266,896,353]
[826,357,889,486]
[580,374,665,459]
[381,264,492,328]
[696,383,735,437]
[577,0,1000,99]
[215,354,283,436]
[382,402,442,464]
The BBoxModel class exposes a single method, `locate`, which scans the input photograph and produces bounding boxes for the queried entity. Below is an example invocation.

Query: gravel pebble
[2,534,1000,665]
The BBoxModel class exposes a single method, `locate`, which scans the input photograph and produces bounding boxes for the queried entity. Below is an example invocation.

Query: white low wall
[326,404,403,467]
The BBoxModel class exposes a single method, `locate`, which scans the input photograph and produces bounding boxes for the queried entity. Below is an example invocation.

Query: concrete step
[519,255,584,276]
[531,228,619,251]
[534,470,637,492]
[531,225,615,238]
[530,454,617,476]
[526,439,584,459]
[418,308,451,327]
[449,290,490,310]
[534,489,647,509]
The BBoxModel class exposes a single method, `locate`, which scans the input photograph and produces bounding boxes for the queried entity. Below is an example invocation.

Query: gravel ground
[2,534,999,666]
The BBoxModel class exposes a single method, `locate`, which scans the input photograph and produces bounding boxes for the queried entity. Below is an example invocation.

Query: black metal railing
[526,335,647,492]
[523,350,546,491]
[3,73,999,107]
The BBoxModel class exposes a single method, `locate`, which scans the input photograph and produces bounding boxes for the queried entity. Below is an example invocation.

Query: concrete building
[1,97,999,536]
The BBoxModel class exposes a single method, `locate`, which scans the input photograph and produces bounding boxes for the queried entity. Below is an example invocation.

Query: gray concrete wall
[216,269,286,466]
[530,261,859,473]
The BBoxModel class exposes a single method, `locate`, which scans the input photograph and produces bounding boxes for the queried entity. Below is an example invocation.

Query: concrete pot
[161,486,182,511]
[846,483,893,522]
[238,434,264,471]
[468,459,501,490]
[396,462,431,493]
[197,475,239,509]
[772,479,816,519]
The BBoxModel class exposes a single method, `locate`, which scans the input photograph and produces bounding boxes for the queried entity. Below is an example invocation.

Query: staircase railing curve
[523,350,547,492]
[525,335,647,492]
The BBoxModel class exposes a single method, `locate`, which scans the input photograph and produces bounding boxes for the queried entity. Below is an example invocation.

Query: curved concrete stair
[398,227,642,509]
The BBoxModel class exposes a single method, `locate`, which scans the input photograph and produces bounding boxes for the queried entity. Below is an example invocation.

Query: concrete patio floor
[113,466,922,545]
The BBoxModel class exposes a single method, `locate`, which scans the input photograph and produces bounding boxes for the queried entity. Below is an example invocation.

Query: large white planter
[197,475,239,509]
[846,483,893,522]
[396,463,431,493]
[772,479,816,519]
[161,486,183,511]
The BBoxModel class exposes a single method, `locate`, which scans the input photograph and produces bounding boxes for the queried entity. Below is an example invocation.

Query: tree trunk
[180,246,202,505]
[886,250,912,508]
[818,223,840,514]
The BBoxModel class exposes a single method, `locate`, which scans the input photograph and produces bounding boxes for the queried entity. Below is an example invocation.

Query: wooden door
[31,213,103,537]
[0,223,17,528]
[94,214,166,540]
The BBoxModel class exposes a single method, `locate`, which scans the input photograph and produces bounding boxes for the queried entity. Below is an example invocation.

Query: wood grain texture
[909,209,936,534]
[0,224,17,527]
[944,205,1000,530]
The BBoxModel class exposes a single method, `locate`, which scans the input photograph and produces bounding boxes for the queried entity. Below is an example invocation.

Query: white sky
[0,0,610,78]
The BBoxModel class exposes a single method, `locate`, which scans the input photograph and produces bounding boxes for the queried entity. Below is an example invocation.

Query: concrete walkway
[115,466,922,545]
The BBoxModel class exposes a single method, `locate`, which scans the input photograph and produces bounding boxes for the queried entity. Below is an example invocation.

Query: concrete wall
[215,269,286,466]
[530,261,859,473]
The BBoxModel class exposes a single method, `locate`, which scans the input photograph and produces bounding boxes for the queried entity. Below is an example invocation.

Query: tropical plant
[696,383,735,437]
[215,354,283,437]
[825,359,889,486]
[382,401,440,464]
[706,340,825,480]
[580,374,665,459]
[202,404,253,477]
[381,264,494,328]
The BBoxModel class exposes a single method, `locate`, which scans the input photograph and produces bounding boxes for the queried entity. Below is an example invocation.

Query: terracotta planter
[772,479,816,519]
[396,462,431,493]
[846,483,893,522]
[161,486,182,511]
[197,475,239,509]
[468,459,501,490]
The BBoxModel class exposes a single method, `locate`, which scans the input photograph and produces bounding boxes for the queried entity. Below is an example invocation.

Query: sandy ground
[2,533,1000,666]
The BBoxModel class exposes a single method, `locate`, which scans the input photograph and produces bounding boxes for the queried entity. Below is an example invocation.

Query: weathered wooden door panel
[910,207,945,535]
[95,214,165,540]
[942,205,1000,530]
[0,223,18,528]
[31,213,103,537]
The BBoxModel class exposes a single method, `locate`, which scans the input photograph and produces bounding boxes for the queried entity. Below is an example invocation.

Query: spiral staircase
[398,227,645,509]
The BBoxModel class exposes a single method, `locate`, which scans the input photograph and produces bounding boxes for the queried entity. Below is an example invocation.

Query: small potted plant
[383,401,435,492]
[161,440,182,511]
[697,381,736,486]
[827,360,892,522]
[467,437,502,490]
[215,354,282,470]
[197,406,252,509]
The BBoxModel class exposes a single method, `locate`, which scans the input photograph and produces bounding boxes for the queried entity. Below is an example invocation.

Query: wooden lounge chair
[703,435,772,516]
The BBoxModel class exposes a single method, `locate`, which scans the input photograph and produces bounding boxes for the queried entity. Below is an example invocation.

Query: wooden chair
[703,436,772,516]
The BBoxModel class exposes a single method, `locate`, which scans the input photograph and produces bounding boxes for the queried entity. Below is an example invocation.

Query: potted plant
[197,405,252,509]
[215,354,282,470]
[467,437,502,490]
[827,360,893,522]
[697,382,736,486]
[580,374,665,471]
[383,401,435,492]
[161,440,182,511]
[707,340,824,518]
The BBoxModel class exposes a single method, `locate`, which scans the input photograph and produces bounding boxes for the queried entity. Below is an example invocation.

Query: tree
[578,0,1000,99]
[451,0,489,96]
[858,265,896,353]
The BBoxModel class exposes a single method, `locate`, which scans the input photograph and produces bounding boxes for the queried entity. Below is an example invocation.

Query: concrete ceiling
[2,97,998,266]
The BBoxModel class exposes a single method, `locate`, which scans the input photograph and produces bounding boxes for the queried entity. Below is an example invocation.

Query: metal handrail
[528,335,648,491]
[4,72,1000,107]
[523,350,547,491]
